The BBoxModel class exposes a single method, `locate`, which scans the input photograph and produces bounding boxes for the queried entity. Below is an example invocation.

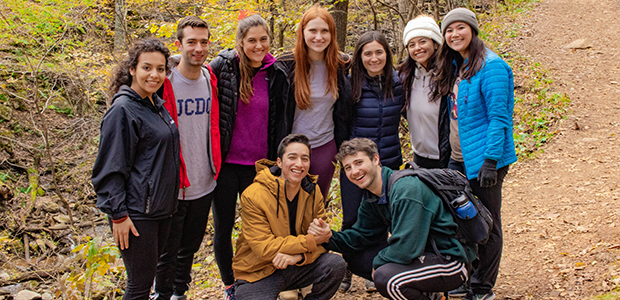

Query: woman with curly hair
[92,39,180,300]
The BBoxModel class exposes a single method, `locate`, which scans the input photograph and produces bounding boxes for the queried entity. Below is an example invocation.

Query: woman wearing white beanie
[399,15,451,169]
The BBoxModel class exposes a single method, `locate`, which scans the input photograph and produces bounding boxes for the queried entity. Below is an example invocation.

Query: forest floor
[329,0,620,299]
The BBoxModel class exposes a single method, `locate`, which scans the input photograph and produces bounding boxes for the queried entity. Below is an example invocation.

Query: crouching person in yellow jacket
[232,133,346,300]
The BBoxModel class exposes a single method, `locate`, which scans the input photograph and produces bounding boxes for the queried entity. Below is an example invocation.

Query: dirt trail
[496,0,620,298]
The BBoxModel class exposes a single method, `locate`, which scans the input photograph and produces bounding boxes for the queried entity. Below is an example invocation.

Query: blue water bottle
[451,194,478,219]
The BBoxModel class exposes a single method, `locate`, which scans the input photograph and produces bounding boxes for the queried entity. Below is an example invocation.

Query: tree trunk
[330,0,349,52]
[114,0,127,55]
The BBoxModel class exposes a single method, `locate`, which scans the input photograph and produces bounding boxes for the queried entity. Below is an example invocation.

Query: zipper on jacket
[146,180,153,214]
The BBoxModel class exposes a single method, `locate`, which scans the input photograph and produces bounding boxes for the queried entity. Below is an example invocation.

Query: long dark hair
[108,39,171,104]
[398,38,439,107]
[235,14,271,104]
[432,25,485,100]
[351,31,394,103]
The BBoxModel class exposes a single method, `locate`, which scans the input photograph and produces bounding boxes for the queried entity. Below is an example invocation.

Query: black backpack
[377,162,493,252]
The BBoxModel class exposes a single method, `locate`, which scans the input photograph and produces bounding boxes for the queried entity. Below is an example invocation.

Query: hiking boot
[224,284,236,300]
[339,268,352,292]
[448,284,469,297]
[364,279,377,292]
[278,290,300,300]
[170,295,186,300]
[464,292,496,300]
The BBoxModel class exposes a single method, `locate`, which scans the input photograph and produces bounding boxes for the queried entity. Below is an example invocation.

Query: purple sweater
[225,53,276,165]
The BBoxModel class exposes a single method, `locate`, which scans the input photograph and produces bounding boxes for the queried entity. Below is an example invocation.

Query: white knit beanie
[402,16,443,47]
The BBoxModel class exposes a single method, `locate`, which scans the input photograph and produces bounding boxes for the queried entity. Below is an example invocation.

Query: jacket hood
[254,158,319,218]
[254,159,318,196]
[113,85,165,111]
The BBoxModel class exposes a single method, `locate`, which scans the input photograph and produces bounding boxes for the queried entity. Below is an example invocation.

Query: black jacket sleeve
[92,104,140,220]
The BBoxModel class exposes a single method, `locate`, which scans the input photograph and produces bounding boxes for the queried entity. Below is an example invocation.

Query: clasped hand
[307,218,331,244]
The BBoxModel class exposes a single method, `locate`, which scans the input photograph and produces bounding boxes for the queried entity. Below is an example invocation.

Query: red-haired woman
[274,6,352,203]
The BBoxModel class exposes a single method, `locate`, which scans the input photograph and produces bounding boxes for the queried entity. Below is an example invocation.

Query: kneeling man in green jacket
[232,133,345,300]
[310,138,470,300]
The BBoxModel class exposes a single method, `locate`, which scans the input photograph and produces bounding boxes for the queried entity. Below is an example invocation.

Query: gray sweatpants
[235,252,346,300]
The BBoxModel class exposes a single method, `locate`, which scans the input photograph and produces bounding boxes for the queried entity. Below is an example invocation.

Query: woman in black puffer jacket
[208,14,284,297]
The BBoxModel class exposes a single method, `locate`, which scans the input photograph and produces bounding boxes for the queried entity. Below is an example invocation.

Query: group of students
[92,4,516,300]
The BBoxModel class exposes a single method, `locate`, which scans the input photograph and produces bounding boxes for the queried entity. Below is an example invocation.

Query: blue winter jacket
[350,70,405,169]
[458,49,517,179]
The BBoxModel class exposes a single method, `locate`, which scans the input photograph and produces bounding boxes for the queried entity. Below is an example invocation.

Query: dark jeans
[154,192,214,298]
[113,217,172,300]
[447,159,508,294]
[342,236,390,281]
[448,158,465,174]
[414,153,441,169]
[373,253,467,300]
[310,139,337,206]
[468,165,508,294]
[234,253,346,300]
[213,163,256,285]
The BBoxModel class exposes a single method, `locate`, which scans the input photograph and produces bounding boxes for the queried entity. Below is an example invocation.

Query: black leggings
[373,252,467,300]
[113,217,172,300]
[448,159,509,294]
[213,163,256,286]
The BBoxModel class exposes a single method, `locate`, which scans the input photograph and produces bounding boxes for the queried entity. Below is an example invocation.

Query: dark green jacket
[326,167,471,269]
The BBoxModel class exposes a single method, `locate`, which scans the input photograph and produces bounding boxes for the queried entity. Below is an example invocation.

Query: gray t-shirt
[292,60,336,148]
[169,67,217,200]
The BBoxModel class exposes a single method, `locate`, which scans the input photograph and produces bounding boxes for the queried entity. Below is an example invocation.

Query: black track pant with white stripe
[373,252,468,300]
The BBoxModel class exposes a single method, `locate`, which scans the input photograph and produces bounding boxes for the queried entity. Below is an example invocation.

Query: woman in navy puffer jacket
[337,31,405,292]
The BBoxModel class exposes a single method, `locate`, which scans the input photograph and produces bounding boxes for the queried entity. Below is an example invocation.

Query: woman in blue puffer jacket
[337,31,404,293]
[433,8,518,300]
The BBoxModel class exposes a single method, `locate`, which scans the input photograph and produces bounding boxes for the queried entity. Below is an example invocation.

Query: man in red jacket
[152,16,221,300]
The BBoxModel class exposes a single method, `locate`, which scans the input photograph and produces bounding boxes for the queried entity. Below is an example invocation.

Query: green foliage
[53,237,125,299]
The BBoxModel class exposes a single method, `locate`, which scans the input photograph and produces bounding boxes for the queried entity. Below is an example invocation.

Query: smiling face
[176,26,210,67]
[277,142,311,185]
[361,41,387,77]
[407,36,437,69]
[129,51,167,100]
[342,151,382,195]
[242,25,270,68]
[445,21,473,58]
[303,17,331,60]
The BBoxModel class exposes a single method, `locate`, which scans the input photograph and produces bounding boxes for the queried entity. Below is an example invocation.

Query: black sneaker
[448,285,469,298]
[339,268,352,292]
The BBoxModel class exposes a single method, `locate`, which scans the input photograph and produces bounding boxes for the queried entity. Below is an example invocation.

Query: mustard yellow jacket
[232,159,328,282]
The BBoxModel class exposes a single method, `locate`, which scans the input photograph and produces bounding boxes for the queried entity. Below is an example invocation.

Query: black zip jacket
[272,52,352,149]
[92,85,180,221]
[209,49,283,161]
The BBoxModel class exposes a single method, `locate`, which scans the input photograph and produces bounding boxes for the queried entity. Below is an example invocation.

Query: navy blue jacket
[350,71,405,169]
